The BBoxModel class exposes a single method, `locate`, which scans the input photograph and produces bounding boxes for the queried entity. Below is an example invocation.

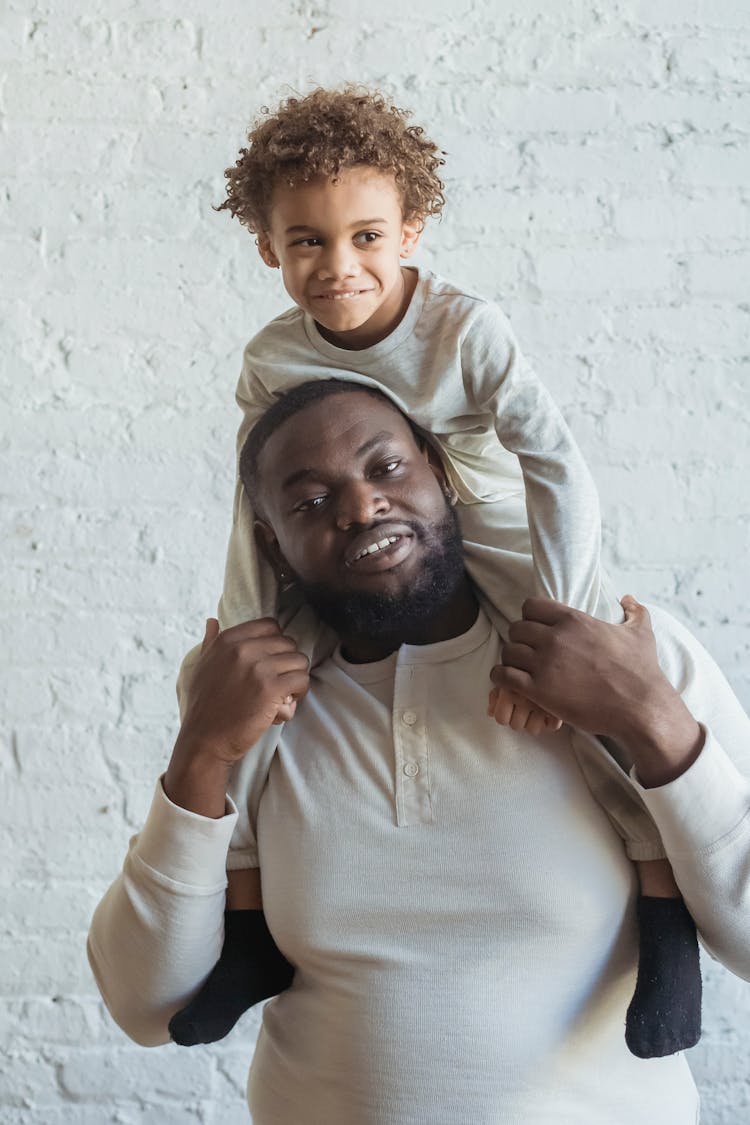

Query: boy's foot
[625,896,702,1058]
[168,909,294,1046]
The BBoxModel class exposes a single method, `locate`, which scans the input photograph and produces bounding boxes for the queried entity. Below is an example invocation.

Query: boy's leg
[636,856,681,898]
[169,868,293,1047]
[566,732,702,1059]
[625,858,701,1058]
[226,865,264,910]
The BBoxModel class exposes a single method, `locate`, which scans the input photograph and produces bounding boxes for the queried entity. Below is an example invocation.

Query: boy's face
[257,167,422,349]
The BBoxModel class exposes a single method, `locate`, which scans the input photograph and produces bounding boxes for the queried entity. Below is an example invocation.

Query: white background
[2,1,749,1121]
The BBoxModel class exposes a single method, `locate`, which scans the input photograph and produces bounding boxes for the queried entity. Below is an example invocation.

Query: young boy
[168,86,701,1058]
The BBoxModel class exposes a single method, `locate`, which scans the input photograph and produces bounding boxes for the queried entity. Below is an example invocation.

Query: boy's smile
[258,167,422,350]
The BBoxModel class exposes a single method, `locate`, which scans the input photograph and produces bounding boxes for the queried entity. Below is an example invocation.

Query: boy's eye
[291,237,322,248]
[355,231,382,245]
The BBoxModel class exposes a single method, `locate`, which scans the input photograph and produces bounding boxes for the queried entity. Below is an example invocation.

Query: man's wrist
[615,691,705,789]
[164,733,235,819]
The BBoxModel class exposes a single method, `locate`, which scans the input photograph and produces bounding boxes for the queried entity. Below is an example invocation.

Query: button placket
[392,664,433,826]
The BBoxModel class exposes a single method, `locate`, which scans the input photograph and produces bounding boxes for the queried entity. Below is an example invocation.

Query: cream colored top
[209,267,624,868]
[90,606,750,1124]
[219,266,615,634]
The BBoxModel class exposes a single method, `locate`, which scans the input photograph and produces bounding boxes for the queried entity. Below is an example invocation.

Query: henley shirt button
[403,761,420,778]
[402,710,418,726]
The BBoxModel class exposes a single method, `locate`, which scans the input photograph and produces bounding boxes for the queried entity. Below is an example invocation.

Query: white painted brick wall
[3,0,749,1120]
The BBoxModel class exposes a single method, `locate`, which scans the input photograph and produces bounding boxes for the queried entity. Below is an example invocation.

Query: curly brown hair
[217,86,446,233]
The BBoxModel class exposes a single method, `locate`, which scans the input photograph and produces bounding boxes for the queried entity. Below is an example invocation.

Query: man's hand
[487,685,563,736]
[491,595,704,787]
[164,618,310,817]
[179,618,310,763]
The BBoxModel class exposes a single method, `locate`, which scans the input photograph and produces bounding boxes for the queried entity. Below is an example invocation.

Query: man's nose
[317,239,358,281]
[334,481,388,529]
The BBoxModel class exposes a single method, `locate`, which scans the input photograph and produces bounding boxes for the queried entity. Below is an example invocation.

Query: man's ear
[254,519,292,583]
[421,439,458,505]
[399,216,424,260]
[256,233,280,270]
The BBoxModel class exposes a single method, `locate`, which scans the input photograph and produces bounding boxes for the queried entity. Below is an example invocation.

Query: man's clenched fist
[165,618,309,817]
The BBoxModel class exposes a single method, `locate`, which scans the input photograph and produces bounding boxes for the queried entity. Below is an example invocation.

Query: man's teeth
[353,535,399,562]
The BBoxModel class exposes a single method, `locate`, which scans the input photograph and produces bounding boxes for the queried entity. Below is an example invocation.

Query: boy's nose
[317,241,359,281]
[335,481,388,529]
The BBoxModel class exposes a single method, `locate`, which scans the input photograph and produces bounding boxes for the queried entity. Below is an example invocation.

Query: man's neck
[339,580,479,664]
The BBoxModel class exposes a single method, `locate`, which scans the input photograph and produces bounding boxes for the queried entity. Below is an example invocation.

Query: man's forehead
[261,392,412,476]
[280,429,402,492]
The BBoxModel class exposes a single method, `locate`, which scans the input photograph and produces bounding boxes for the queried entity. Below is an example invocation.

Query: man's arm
[628,603,750,978]
[493,596,750,980]
[87,617,310,1045]
[87,782,237,1046]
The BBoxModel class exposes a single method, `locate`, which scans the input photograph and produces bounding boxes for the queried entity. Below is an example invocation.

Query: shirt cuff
[134,777,239,888]
[631,728,750,856]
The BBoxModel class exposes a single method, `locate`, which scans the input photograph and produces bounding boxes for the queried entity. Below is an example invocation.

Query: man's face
[256,392,464,637]
[258,167,422,349]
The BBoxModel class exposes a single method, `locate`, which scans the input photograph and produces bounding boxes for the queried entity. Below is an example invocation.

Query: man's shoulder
[646,602,738,707]
[645,601,750,774]
[646,604,707,681]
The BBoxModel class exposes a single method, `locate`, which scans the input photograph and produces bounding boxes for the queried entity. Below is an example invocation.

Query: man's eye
[374,459,400,476]
[296,495,327,512]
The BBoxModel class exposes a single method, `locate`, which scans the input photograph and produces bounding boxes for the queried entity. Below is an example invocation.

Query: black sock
[168,909,294,1047]
[625,896,702,1058]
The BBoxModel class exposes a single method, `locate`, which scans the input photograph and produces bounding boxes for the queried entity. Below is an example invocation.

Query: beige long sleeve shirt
[89,605,750,1123]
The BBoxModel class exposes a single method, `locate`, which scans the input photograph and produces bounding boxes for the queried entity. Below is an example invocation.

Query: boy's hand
[487,682,563,736]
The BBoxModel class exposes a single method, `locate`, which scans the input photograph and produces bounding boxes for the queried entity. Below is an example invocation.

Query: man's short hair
[239,378,418,516]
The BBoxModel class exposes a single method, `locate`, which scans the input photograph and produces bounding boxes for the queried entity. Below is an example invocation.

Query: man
[88,381,750,1124]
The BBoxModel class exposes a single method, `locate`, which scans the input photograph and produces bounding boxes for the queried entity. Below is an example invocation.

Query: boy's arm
[463,305,618,622]
[216,352,278,630]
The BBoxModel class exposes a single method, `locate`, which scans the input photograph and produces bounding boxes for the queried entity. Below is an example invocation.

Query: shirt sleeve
[461,303,619,622]
[216,341,280,630]
[630,606,750,979]
[87,780,238,1046]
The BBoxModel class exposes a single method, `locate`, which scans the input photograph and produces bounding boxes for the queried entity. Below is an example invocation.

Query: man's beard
[295,505,466,643]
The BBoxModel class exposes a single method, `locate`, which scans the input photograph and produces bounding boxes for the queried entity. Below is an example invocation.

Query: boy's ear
[256,233,280,270]
[399,216,424,260]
